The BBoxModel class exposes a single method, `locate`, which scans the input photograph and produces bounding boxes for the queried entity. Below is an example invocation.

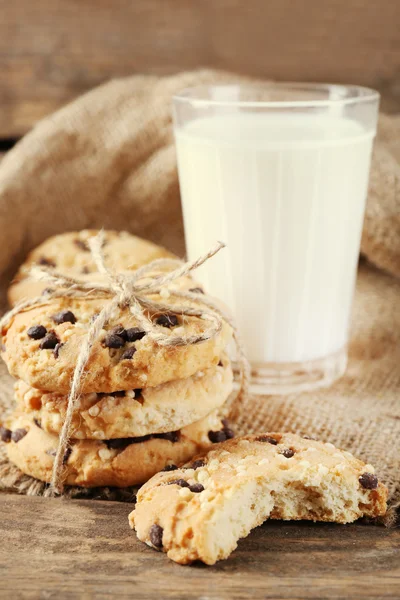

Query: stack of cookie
[0,230,234,488]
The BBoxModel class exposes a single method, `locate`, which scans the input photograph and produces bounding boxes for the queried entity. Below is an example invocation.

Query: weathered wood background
[0,0,399,138]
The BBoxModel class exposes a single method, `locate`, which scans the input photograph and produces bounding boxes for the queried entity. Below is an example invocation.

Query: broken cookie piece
[129,433,388,565]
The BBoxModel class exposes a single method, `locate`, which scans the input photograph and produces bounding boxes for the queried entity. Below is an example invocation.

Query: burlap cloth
[0,70,398,521]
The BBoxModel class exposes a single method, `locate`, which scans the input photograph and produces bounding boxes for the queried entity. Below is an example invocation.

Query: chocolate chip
[27,325,47,340]
[120,346,136,360]
[110,391,126,397]
[359,472,378,490]
[256,435,278,445]
[157,431,180,443]
[103,333,126,349]
[223,427,235,440]
[42,288,54,296]
[51,310,76,325]
[189,483,204,493]
[53,342,64,358]
[149,524,163,548]
[125,327,146,342]
[133,389,142,398]
[208,430,227,444]
[189,287,204,294]
[218,360,223,367]
[63,447,72,465]
[11,428,28,443]
[188,459,206,470]
[40,332,60,350]
[33,418,42,429]
[0,426,11,443]
[38,256,56,267]
[221,419,234,439]
[161,464,178,472]
[208,421,234,444]
[74,239,89,251]
[155,314,179,328]
[110,326,127,340]
[168,479,189,487]
[281,449,295,458]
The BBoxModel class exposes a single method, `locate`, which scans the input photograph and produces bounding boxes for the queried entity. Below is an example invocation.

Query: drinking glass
[173,83,379,393]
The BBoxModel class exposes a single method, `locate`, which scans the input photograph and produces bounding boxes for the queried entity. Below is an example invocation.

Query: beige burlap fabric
[0,70,398,521]
[363,113,400,278]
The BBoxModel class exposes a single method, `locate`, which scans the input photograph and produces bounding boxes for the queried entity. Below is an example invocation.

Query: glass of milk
[173,84,379,394]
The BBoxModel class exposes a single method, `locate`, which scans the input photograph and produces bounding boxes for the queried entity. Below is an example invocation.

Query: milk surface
[175,113,374,363]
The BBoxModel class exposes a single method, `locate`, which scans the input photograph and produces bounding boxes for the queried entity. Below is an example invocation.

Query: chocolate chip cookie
[14,356,233,439]
[130,433,388,564]
[4,411,230,488]
[1,296,232,393]
[8,230,176,306]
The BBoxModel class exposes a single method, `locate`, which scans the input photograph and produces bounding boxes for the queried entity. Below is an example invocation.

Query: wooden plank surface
[0,0,399,137]
[0,494,399,599]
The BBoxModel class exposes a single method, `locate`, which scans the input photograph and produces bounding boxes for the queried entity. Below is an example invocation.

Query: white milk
[175,113,374,364]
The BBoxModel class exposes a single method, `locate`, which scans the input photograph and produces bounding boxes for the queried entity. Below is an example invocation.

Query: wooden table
[1,494,399,599]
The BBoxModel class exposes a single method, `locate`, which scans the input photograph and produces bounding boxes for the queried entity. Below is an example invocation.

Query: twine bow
[1,232,250,494]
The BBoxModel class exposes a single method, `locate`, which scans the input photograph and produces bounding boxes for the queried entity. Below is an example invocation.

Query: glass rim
[173,82,380,109]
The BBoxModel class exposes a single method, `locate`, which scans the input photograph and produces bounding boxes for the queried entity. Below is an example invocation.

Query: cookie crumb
[98,447,113,460]
[88,405,100,417]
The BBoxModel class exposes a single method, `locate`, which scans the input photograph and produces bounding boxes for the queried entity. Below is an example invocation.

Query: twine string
[0,232,250,493]
[51,295,121,491]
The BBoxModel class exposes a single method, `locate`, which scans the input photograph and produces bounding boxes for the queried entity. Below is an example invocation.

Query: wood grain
[0,494,399,599]
[0,0,399,137]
